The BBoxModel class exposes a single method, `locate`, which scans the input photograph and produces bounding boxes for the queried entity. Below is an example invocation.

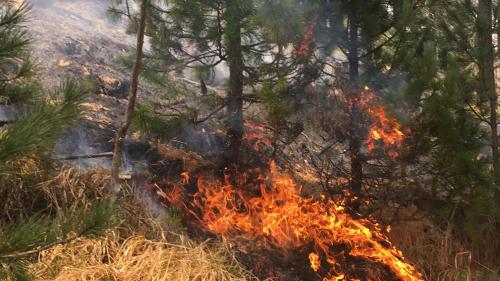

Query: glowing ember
[186,162,423,281]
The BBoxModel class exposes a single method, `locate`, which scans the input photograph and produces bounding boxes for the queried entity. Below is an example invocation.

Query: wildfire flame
[365,105,405,159]
[295,15,318,57]
[244,120,272,151]
[186,162,423,281]
[348,86,406,159]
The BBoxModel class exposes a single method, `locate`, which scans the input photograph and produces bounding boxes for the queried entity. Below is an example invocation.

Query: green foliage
[0,3,115,280]
[0,80,86,170]
[0,1,31,64]
[0,200,117,281]
[251,0,310,45]
[421,58,489,192]
[0,2,86,170]
[0,1,36,104]
[391,1,498,246]
[132,103,190,141]
[257,78,291,123]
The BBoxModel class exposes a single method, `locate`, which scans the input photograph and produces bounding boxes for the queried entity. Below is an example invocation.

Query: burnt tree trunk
[478,0,499,186]
[347,1,363,198]
[223,0,244,168]
[111,0,148,183]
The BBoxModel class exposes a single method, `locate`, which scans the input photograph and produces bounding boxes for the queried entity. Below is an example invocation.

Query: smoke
[0,104,20,123]
[173,123,224,159]
[54,122,113,170]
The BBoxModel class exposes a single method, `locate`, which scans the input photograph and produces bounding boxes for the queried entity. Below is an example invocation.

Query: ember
[184,162,423,281]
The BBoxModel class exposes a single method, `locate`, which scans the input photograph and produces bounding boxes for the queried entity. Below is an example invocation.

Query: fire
[347,86,406,159]
[187,162,423,281]
[244,120,272,151]
[181,171,190,184]
[295,15,318,57]
[365,105,405,159]
[309,252,321,272]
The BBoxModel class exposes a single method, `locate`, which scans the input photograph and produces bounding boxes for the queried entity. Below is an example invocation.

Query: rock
[0,104,21,124]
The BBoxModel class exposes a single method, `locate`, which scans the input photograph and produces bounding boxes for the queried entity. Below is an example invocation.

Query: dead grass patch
[0,158,110,221]
[33,233,257,281]
[389,220,499,281]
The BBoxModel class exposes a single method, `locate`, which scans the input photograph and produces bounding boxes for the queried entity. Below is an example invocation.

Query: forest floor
[28,0,135,167]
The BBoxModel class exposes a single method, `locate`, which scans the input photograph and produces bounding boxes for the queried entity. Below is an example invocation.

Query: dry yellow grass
[389,220,499,281]
[25,166,257,281]
[33,233,257,281]
[0,158,110,221]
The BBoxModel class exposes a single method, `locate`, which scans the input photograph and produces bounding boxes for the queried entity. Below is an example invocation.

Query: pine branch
[0,235,80,259]
[194,102,227,124]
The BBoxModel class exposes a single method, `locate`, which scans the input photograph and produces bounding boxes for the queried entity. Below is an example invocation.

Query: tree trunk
[223,0,244,168]
[347,1,363,197]
[477,0,499,186]
[111,0,148,183]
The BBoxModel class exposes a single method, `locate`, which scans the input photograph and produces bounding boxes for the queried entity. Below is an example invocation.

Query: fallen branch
[58,152,113,161]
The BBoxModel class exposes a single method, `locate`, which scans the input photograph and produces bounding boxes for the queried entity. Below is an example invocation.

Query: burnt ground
[26,0,226,170]
[27,0,136,167]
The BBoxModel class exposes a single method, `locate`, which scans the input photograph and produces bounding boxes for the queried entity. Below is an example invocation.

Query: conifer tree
[0,2,115,279]
[300,0,409,201]
[143,0,256,167]
[111,0,149,182]
[477,0,499,186]
[388,0,497,242]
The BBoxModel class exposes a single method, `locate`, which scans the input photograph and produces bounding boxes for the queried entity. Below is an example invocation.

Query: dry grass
[0,158,110,221]
[389,220,500,281]
[19,165,258,281]
[33,234,256,281]
[0,157,257,281]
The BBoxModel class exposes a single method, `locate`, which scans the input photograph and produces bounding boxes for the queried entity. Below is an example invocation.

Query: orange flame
[181,171,190,184]
[244,120,272,151]
[309,252,321,272]
[295,15,318,57]
[365,105,405,159]
[348,86,406,159]
[188,162,423,281]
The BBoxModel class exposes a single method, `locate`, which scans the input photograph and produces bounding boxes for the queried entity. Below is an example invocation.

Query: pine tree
[299,0,409,202]
[0,2,116,279]
[388,0,497,251]
[477,0,499,186]
[143,0,293,167]
[111,0,149,183]
[0,1,84,166]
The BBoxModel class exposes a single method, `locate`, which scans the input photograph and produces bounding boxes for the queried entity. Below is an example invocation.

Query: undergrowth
[32,174,257,281]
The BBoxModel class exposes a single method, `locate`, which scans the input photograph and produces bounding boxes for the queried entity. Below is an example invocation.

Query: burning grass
[183,162,423,281]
